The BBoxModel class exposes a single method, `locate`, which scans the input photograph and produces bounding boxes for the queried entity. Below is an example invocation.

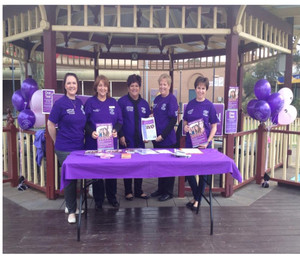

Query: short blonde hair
[158,73,172,86]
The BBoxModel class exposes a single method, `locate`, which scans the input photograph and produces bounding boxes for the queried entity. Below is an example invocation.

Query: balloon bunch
[247,79,297,125]
[11,78,46,130]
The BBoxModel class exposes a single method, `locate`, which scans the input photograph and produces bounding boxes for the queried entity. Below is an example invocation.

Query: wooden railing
[3,112,300,199]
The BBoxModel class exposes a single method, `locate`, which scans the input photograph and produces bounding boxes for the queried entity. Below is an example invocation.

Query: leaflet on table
[178,148,203,154]
[96,123,114,150]
[141,117,157,141]
[188,119,208,147]
[135,148,158,155]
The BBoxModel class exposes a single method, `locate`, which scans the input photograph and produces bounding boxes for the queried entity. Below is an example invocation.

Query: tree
[242,58,281,114]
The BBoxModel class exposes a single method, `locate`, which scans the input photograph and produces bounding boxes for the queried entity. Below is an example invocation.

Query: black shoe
[186,202,194,209]
[95,204,102,211]
[158,194,173,201]
[151,190,162,197]
[125,194,134,201]
[135,193,150,199]
[109,200,119,208]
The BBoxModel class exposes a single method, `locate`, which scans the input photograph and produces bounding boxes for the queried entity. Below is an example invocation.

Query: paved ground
[2,178,278,212]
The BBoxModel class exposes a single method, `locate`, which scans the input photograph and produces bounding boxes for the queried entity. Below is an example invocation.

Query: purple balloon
[21,78,38,101]
[254,100,271,122]
[17,109,36,130]
[254,79,271,100]
[12,89,28,111]
[247,99,258,119]
[267,93,284,117]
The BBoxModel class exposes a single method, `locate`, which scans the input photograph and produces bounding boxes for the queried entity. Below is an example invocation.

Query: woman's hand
[120,136,127,147]
[184,124,190,133]
[155,135,163,142]
[112,129,118,138]
[92,131,98,139]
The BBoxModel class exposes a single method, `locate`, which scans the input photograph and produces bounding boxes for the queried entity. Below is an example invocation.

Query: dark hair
[63,73,79,95]
[127,74,141,87]
[93,75,110,97]
[194,76,209,90]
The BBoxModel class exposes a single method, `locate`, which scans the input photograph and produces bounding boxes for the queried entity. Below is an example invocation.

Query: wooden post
[44,6,57,199]
[5,109,19,187]
[223,134,234,197]
[255,123,267,184]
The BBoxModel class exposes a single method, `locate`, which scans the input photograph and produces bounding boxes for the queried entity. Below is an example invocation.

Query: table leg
[77,179,84,241]
[196,175,213,235]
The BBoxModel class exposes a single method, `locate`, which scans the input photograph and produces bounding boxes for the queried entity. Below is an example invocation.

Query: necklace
[69,98,76,109]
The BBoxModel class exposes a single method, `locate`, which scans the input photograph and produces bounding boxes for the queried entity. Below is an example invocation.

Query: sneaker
[68,213,76,224]
[65,207,84,214]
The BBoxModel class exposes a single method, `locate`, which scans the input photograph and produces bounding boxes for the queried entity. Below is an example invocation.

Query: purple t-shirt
[48,95,86,151]
[84,96,123,150]
[118,94,151,148]
[183,98,219,148]
[153,93,178,146]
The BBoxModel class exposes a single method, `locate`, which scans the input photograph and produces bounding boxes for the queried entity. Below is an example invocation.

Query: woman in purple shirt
[183,76,219,211]
[84,75,123,209]
[47,73,86,224]
[151,73,179,202]
[118,74,151,201]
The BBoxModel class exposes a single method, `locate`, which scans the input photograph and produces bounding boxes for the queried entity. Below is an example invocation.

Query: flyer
[96,123,114,150]
[188,118,208,147]
[141,117,157,141]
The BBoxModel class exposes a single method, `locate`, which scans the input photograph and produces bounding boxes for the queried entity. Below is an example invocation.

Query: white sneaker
[65,207,84,214]
[68,213,76,224]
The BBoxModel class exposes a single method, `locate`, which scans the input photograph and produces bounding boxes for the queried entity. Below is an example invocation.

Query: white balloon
[278,87,293,107]
[29,89,43,113]
[278,105,297,125]
[34,112,46,128]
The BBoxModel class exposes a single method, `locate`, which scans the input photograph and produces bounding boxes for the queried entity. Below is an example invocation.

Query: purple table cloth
[61,148,242,190]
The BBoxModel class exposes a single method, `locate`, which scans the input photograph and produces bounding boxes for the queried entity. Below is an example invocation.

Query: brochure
[188,118,208,147]
[141,117,157,141]
[178,148,203,154]
[135,148,158,155]
[96,123,114,150]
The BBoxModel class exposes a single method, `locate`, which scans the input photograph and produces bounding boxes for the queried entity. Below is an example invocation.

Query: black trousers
[123,178,143,196]
[92,179,117,206]
[55,150,77,214]
[152,142,176,196]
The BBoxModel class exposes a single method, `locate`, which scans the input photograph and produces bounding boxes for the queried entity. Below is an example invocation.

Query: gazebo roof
[3,5,300,70]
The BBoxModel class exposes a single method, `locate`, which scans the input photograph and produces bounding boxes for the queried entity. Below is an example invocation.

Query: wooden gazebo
[3,5,300,198]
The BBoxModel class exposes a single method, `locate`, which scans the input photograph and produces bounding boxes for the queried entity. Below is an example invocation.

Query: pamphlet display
[188,118,208,147]
[96,123,114,150]
[141,117,157,141]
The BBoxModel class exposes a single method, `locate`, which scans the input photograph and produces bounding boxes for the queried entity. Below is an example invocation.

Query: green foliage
[242,58,281,114]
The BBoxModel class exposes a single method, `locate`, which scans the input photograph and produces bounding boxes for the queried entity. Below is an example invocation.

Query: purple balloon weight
[267,92,284,117]
[17,109,36,130]
[253,100,271,122]
[247,99,258,119]
[21,78,38,101]
[254,79,271,100]
[12,89,28,111]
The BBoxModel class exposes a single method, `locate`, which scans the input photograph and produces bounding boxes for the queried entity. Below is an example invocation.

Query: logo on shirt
[93,109,100,112]
[109,106,115,115]
[187,109,194,115]
[141,107,146,114]
[161,103,166,111]
[126,106,134,112]
[153,103,157,109]
[66,109,75,115]
[203,110,209,117]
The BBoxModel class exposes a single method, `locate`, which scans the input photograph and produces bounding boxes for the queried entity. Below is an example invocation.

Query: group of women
[47,72,219,224]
